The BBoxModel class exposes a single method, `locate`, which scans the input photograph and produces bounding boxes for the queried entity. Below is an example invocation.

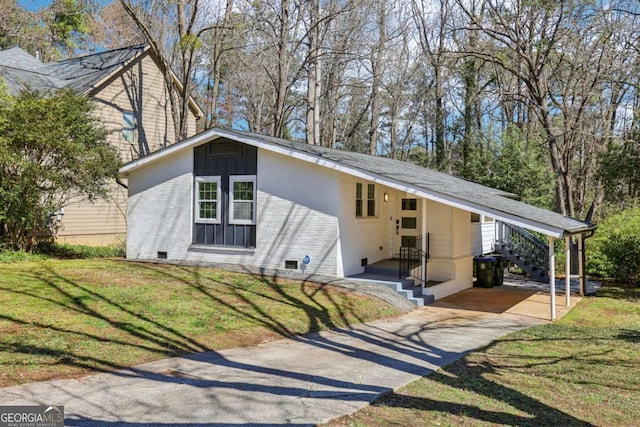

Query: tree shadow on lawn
[1,261,599,427]
[0,260,379,384]
[144,261,364,339]
[371,349,596,427]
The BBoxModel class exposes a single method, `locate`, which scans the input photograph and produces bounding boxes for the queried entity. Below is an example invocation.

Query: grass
[327,283,640,427]
[0,259,402,387]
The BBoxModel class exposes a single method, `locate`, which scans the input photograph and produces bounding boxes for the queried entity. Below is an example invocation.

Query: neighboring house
[119,128,595,318]
[0,45,202,245]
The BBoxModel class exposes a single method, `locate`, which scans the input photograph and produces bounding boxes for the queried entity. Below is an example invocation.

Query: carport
[432,272,602,321]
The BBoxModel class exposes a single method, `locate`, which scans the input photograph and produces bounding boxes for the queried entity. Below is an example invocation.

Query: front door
[394,196,421,254]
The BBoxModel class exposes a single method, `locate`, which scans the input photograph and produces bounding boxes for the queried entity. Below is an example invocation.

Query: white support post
[548,236,556,321]
[565,236,571,308]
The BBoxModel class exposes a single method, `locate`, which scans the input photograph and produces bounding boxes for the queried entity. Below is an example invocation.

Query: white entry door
[394,196,421,253]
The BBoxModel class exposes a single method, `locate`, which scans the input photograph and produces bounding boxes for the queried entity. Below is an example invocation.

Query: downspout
[579,229,597,296]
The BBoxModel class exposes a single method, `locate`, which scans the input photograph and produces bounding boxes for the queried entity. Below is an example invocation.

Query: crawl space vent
[285,260,298,269]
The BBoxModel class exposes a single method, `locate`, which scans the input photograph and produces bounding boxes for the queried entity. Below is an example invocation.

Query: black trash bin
[475,256,497,288]
[493,254,505,286]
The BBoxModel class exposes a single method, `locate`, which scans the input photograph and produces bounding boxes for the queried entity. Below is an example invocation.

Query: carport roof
[120,127,595,238]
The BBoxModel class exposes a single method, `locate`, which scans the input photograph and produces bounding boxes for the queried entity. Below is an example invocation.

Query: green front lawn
[328,283,640,427]
[0,259,402,387]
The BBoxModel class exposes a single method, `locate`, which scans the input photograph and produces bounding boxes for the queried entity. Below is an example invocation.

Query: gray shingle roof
[0,45,146,95]
[120,127,595,237]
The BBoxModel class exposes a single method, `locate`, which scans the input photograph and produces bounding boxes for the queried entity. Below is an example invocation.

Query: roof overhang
[119,128,595,239]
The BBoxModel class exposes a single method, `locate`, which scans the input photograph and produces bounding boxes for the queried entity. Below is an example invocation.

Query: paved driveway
[0,306,546,426]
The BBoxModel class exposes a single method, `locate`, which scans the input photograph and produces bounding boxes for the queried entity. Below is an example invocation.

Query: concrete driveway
[0,304,546,426]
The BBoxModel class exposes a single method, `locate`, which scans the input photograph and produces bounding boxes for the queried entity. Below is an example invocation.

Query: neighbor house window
[195,176,221,223]
[367,184,376,217]
[356,183,363,217]
[471,212,480,223]
[122,111,136,143]
[229,175,256,224]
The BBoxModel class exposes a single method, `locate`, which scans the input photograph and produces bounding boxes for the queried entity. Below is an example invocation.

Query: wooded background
[2,0,639,222]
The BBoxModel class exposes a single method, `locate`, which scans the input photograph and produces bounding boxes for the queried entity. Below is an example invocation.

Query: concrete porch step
[349,272,434,307]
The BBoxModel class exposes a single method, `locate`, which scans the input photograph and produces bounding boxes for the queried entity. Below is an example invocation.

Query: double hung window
[356,182,376,218]
[195,176,221,223]
[229,176,256,225]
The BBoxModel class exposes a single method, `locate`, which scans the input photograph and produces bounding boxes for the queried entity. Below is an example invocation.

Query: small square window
[401,217,417,229]
[402,199,417,210]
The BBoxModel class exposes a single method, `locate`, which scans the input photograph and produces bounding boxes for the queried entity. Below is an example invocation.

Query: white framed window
[229,175,256,225]
[122,111,136,143]
[367,183,376,217]
[195,176,221,223]
[356,182,376,218]
[356,183,363,217]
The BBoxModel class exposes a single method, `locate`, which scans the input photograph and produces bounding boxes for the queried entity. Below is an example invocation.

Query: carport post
[548,236,556,321]
[565,236,571,307]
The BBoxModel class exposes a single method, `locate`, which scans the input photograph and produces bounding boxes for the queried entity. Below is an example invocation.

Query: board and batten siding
[193,140,258,247]
[57,51,199,245]
[127,146,342,278]
[471,217,496,256]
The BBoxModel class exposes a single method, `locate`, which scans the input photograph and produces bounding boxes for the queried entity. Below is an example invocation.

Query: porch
[347,257,602,320]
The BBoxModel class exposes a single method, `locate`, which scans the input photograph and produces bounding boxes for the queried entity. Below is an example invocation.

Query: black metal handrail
[399,233,430,285]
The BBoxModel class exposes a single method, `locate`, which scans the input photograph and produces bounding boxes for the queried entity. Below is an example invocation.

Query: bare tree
[412,0,453,171]
[119,0,217,141]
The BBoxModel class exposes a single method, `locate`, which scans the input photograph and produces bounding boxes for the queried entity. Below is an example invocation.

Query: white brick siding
[127,147,341,277]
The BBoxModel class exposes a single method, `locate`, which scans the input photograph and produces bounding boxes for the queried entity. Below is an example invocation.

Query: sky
[19,0,53,11]
[19,1,110,12]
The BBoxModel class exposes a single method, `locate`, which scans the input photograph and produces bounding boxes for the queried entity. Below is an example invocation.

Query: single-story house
[119,128,595,320]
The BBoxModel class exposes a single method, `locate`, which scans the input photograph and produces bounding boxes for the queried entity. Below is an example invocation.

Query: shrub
[0,242,125,263]
[601,234,640,285]
[36,242,125,259]
[587,207,640,283]
[0,250,47,263]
